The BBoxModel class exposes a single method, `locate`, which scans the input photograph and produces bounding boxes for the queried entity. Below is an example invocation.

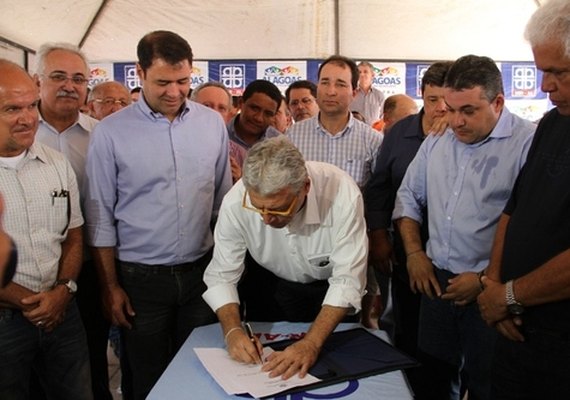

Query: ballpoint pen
[244,322,264,364]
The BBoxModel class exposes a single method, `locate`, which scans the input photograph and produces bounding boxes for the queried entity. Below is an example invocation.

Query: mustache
[56,90,79,99]
[13,123,35,133]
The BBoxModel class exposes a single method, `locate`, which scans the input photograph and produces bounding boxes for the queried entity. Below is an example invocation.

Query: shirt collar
[136,92,191,121]
[38,106,88,132]
[316,112,354,138]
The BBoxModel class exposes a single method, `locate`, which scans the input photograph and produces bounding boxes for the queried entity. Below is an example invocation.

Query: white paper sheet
[194,347,321,398]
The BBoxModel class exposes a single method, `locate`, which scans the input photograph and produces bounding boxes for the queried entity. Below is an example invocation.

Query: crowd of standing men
[1,1,570,399]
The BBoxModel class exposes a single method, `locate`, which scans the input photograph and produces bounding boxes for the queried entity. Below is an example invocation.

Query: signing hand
[226,328,264,365]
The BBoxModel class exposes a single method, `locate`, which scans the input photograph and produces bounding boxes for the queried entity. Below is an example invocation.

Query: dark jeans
[117,252,216,400]
[491,327,570,399]
[238,253,330,322]
[0,300,93,400]
[418,267,496,400]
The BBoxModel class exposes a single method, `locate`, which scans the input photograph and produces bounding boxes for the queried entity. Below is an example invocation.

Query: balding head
[382,94,418,133]
[88,81,131,120]
[0,60,39,156]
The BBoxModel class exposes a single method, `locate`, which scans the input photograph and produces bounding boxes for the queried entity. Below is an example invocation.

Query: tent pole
[79,0,110,49]
[334,0,340,54]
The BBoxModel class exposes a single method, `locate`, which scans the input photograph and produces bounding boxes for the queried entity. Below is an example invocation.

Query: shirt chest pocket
[307,253,333,280]
[48,196,70,235]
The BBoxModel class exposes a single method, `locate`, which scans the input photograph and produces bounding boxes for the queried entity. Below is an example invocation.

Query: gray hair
[525,0,570,58]
[34,43,89,76]
[190,81,232,108]
[242,137,308,196]
[88,81,130,102]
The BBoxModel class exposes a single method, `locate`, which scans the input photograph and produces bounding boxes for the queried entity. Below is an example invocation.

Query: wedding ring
[36,321,44,327]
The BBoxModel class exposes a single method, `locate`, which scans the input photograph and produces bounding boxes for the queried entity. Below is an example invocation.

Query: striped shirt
[0,143,83,292]
[287,113,383,189]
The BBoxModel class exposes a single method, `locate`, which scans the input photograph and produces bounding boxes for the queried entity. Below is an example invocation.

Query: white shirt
[36,111,97,197]
[0,143,83,292]
[203,161,368,313]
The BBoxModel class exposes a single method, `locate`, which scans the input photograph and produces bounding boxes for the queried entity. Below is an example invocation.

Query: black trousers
[238,253,330,322]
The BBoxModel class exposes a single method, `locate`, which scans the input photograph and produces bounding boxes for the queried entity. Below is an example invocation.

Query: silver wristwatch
[54,278,78,294]
[505,280,524,315]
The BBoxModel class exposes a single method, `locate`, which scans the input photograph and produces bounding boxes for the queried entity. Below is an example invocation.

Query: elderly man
[85,30,232,400]
[192,81,245,182]
[379,94,419,133]
[88,81,131,120]
[393,55,536,399]
[350,61,385,125]
[285,80,319,122]
[32,42,112,400]
[477,1,570,398]
[203,136,367,380]
[191,81,233,124]
[0,60,91,399]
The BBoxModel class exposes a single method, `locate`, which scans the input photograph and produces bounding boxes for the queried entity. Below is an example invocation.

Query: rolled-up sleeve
[323,193,368,313]
[202,192,248,312]
[393,138,430,224]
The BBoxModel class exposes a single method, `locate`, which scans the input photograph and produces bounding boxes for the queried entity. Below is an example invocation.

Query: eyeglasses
[242,190,298,217]
[93,98,130,107]
[289,97,314,107]
[44,73,89,85]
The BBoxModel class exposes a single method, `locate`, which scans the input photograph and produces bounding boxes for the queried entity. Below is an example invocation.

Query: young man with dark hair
[84,30,232,400]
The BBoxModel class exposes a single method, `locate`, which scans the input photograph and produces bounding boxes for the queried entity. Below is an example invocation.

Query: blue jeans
[418,267,497,400]
[117,252,216,400]
[0,300,93,400]
[491,327,570,399]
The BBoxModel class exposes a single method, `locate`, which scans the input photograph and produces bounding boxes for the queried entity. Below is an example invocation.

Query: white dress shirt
[203,161,368,313]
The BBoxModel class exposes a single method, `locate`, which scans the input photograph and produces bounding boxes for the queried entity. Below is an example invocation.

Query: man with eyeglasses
[203,136,367,380]
[392,55,536,399]
[0,59,91,399]
[33,43,112,400]
[285,80,319,122]
[87,81,131,120]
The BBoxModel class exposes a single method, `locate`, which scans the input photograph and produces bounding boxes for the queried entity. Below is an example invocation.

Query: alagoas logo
[372,66,402,86]
[263,65,302,85]
[512,65,537,97]
[191,66,206,85]
[220,64,245,90]
[89,67,109,87]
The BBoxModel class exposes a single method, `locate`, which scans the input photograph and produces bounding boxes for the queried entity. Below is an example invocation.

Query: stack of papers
[194,347,321,398]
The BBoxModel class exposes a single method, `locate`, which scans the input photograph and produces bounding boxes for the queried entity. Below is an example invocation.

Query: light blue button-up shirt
[84,97,232,265]
[393,108,535,274]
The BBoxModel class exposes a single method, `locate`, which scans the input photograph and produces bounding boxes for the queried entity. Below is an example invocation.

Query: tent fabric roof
[1,0,539,63]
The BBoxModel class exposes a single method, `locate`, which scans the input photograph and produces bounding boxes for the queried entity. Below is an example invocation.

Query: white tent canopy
[1,0,540,64]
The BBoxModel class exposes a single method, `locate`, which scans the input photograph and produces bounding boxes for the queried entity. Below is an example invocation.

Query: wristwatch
[54,278,78,294]
[505,280,524,315]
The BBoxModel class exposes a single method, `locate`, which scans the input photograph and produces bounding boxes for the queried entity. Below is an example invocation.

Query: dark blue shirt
[364,110,426,231]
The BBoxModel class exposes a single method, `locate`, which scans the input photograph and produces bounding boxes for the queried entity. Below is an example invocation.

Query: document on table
[194,347,321,398]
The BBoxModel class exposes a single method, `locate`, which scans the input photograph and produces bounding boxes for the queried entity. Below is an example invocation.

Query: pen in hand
[244,322,264,365]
